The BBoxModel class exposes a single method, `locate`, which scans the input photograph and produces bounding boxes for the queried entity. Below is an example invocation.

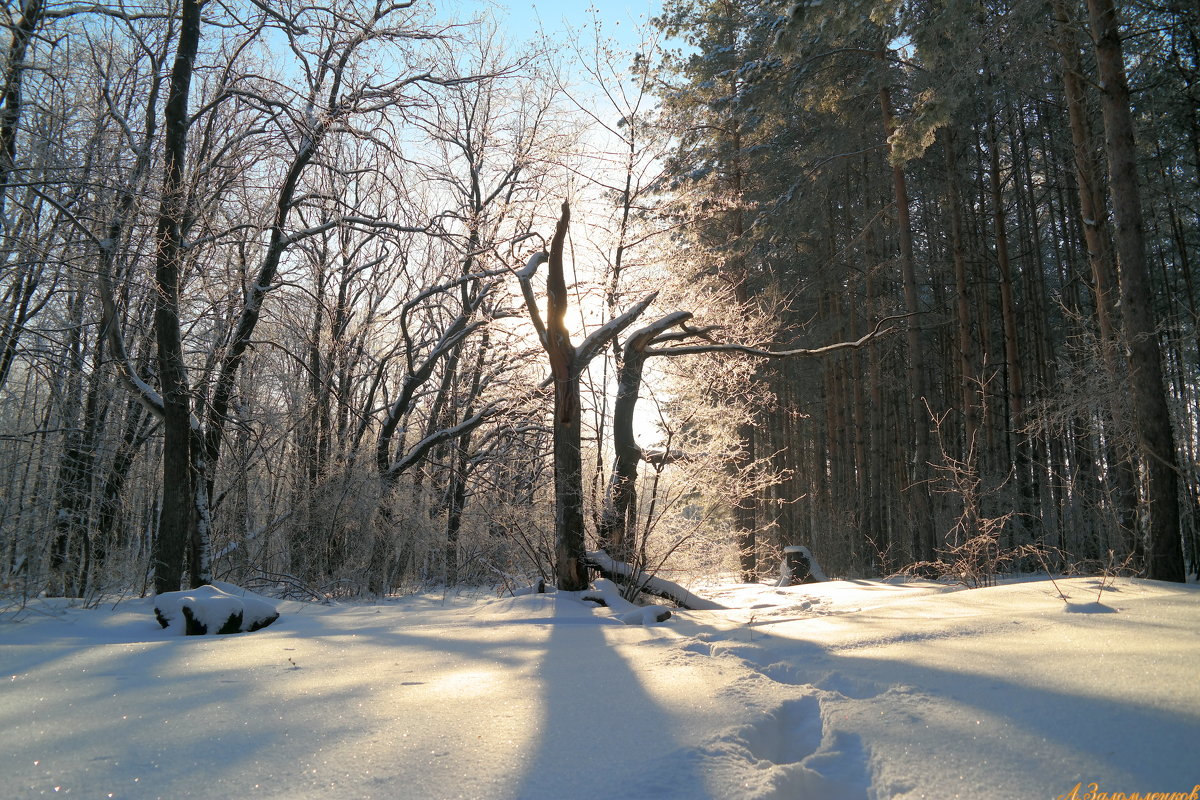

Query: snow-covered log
[580,579,672,624]
[584,551,727,611]
[154,584,279,635]
[778,545,828,587]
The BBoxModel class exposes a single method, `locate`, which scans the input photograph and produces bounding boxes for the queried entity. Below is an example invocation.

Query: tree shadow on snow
[513,606,707,800]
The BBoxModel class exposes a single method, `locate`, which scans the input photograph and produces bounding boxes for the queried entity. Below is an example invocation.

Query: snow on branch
[575,291,661,367]
[515,251,550,348]
[581,579,673,624]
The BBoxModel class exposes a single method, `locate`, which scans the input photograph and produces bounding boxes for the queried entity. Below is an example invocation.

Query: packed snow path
[2,577,1198,799]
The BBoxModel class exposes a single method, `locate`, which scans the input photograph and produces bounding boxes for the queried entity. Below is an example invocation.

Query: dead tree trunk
[518,202,657,591]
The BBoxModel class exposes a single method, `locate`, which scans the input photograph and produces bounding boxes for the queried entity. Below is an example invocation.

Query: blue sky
[443,0,665,50]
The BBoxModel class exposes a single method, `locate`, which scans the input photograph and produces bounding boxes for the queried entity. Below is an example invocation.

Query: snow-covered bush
[154,584,279,635]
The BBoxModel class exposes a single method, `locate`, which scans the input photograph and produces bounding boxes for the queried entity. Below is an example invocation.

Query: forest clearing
[1,0,1199,795]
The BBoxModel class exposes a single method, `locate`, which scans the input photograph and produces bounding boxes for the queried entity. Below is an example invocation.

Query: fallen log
[584,550,727,611]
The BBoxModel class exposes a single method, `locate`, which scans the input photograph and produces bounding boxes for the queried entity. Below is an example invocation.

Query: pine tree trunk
[1087,0,1184,581]
[1054,0,1141,552]
[986,103,1033,546]
[944,130,979,462]
[880,82,933,560]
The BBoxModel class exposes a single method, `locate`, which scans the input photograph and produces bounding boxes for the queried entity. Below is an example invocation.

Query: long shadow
[514,605,706,800]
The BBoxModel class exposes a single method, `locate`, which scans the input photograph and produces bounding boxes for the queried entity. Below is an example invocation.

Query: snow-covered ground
[2,576,1197,799]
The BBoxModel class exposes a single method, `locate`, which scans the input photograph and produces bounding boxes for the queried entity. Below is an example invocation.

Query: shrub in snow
[154,585,279,635]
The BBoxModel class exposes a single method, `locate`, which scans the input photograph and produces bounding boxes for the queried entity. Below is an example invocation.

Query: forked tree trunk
[519,203,659,591]
[597,311,692,562]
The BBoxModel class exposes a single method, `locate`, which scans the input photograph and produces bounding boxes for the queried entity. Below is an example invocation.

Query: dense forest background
[0,0,1195,600]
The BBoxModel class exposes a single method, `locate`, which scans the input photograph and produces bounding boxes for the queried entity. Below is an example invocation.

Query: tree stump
[779,546,827,587]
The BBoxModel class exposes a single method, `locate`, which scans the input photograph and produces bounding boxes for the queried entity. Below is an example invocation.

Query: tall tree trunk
[0,0,43,212]
[986,101,1031,545]
[864,221,889,567]
[152,0,204,594]
[1054,0,1141,553]
[95,397,154,571]
[545,204,587,590]
[733,301,758,580]
[1087,0,1184,581]
[444,331,491,585]
[944,129,979,462]
[880,82,933,560]
[49,295,98,597]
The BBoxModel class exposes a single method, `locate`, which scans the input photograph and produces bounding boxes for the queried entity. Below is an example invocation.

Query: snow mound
[154,584,279,635]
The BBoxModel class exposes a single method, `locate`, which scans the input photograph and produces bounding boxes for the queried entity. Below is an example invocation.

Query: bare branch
[384,405,500,481]
[648,313,913,358]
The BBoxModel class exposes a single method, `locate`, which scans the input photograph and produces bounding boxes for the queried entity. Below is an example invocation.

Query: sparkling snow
[2,577,1197,799]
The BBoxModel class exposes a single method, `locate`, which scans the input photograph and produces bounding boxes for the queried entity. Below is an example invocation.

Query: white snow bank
[1,577,1196,799]
[670,577,1200,799]
[154,583,278,634]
